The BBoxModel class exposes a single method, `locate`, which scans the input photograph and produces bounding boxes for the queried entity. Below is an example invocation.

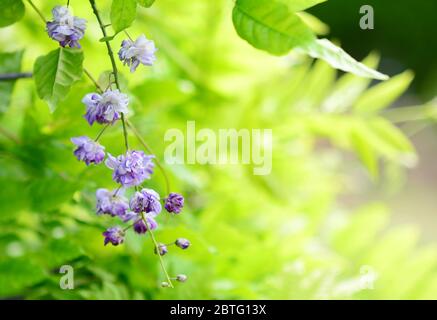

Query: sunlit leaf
[296,12,329,35]
[137,0,155,8]
[302,39,389,80]
[232,0,315,55]
[111,0,137,34]
[354,70,414,113]
[281,0,327,11]
[351,123,379,179]
[369,118,417,167]
[321,53,380,113]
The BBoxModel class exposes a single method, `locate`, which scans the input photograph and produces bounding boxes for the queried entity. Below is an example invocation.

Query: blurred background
[309,0,437,243]
[0,0,436,299]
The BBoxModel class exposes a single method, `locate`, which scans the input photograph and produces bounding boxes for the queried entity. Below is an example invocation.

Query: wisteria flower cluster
[42,3,188,287]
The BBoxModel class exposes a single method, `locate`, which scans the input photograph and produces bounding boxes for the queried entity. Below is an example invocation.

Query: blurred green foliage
[0,0,437,300]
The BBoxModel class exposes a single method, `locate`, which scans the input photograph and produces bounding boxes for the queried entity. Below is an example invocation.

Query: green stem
[89,0,129,151]
[123,30,134,41]
[123,219,141,232]
[84,68,103,92]
[141,212,174,288]
[126,119,171,195]
[121,113,129,151]
[27,0,47,23]
[94,124,109,142]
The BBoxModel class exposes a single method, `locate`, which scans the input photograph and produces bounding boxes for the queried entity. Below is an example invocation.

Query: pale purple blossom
[130,188,161,214]
[103,226,125,246]
[71,136,105,165]
[105,151,155,187]
[46,6,86,48]
[96,188,129,218]
[83,90,129,126]
[118,35,157,72]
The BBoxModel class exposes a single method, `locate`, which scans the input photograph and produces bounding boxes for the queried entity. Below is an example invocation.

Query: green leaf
[28,173,80,212]
[353,118,417,168]
[296,12,329,35]
[302,39,389,80]
[0,0,25,28]
[369,118,417,166]
[232,0,315,55]
[33,48,84,112]
[0,258,45,297]
[0,178,28,221]
[332,204,389,256]
[351,122,378,179]
[0,50,23,113]
[321,53,380,113]
[354,70,414,113]
[42,239,85,268]
[137,0,155,8]
[111,0,137,34]
[280,0,327,11]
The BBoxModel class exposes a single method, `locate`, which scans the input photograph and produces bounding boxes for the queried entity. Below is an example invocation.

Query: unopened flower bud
[176,274,188,282]
[154,243,168,256]
[175,238,190,249]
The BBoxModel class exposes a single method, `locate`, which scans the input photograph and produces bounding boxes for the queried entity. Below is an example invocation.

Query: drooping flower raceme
[46,6,86,48]
[118,35,157,72]
[105,151,155,187]
[61,2,190,285]
[103,226,125,246]
[71,136,105,165]
[130,188,162,214]
[83,90,129,126]
[165,193,184,214]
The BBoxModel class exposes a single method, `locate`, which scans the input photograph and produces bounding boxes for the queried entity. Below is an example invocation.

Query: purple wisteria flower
[175,238,190,249]
[105,151,155,187]
[46,6,86,48]
[119,210,138,223]
[83,90,129,126]
[71,136,105,165]
[130,188,162,214]
[96,188,129,218]
[133,214,158,234]
[103,226,125,246]
[165,193,184,214]
[118,34,157,72]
